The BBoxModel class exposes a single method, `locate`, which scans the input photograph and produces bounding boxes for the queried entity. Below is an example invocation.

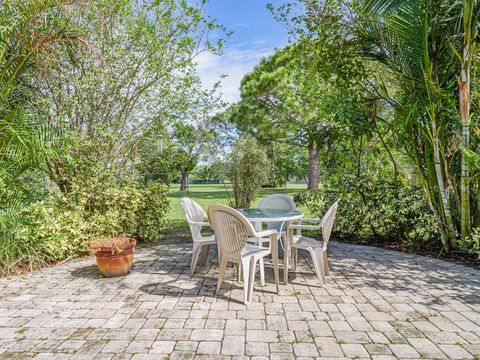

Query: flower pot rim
[94,239,136,255]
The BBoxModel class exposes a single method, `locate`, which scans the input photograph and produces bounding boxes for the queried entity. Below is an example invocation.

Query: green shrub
[228,136,271,208]
[0,180,169,275]
[459,227,480,260]
[59,179,170,239]
[17,201,93,261]
[0,227,50,275]
[294,175,439,251]
[136,181,170,240]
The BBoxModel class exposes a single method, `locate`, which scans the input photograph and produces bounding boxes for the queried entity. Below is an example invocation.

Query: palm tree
[0,0,76,227]
[359,0,480,249]
[456,0,480,238]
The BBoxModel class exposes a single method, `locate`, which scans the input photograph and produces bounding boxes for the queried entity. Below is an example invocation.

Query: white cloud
[196,45,274,104]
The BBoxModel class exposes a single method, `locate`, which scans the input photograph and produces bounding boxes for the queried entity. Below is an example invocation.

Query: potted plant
[90,236,136,277]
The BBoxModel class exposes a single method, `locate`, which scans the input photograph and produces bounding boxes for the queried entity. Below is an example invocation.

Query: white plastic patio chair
[285,200,339,286]
[181,198,217,275]
[258,193,296,237]
[252,194,296,286]
[208,204,280,306]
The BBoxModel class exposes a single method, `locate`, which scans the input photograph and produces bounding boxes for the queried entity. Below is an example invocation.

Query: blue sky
[197,0,289,104]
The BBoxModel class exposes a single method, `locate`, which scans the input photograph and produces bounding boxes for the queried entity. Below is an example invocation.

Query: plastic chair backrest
[259,194,296,232]
[181,197,207,240]
[321,200,340,244]
[208,204,255,261]
[258,194,296,211]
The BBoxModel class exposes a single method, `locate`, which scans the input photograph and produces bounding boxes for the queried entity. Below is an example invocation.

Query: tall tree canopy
[29,0,226,193]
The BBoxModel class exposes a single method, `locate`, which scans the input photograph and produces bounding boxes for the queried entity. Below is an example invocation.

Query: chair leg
[259,258,265,286]
[216,257,228,294]
[237,263,242,282]
[284,240,289,285]
[247,257,258,305]
[310,248,327,287]
[200,244,210,266]
[191,243,202,276]
[293,247,298,271]
[323,250,330,276]
[241,258,251,305]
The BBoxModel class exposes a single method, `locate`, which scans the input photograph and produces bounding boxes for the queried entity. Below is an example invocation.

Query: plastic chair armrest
[190,221,210,227]
[288,224,321,231]
[255,229,278,238]
[298,218,321,224]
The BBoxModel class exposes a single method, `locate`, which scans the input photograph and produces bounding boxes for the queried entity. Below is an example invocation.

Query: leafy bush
[136,181,171,240]
[0,180,169,275]
[459,228,480,260]
[62,179,170,239]
[0,227,51,275]
[294,175,439,251]
[17,202,93,262]
[229,136,271,208]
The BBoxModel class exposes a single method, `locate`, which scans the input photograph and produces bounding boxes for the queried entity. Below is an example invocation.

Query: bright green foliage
[136,126,179,184]
[265,0,480,252]
[295,175,438,252]
[137,121,215,187]
[171,122,215,189]
[0,0,76,227]
[136,182,171,240]
[17,202,93,265]
[268,144,309,187]
[194,161,226,182]
[229,136,271,208]
[28,0,225,193]
[358,0,480,249]
[0,180,169,275]
[221,42,341,189]
[0,0,225,274]
[460,228,480,259]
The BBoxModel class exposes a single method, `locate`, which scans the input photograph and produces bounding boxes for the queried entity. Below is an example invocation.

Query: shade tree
[28,0,227,194]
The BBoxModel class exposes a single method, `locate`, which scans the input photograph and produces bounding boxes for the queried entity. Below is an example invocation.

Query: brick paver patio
[0,242,479,359]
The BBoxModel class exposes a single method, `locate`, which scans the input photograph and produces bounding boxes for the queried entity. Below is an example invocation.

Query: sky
[196,0,289,104]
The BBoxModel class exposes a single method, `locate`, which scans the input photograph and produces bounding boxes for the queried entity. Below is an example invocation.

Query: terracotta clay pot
[95,240,136,278]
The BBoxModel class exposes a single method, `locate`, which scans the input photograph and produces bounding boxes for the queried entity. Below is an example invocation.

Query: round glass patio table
[236,208,304,231]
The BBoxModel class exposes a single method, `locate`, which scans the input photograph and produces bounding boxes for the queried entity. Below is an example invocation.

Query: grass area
[156,183,311,245]
[166,183,310,228]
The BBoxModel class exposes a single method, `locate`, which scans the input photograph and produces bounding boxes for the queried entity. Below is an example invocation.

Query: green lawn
[164,184,308,242]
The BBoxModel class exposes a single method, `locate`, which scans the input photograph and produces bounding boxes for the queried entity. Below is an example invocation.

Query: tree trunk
[46,160,72,194]
[431,118,457,249]
[378,130,398,184]
[307,143,320,190]
[180,171,188,191]
[460,41,471,238]
[475,190,480,227]
[409,166,418,187]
